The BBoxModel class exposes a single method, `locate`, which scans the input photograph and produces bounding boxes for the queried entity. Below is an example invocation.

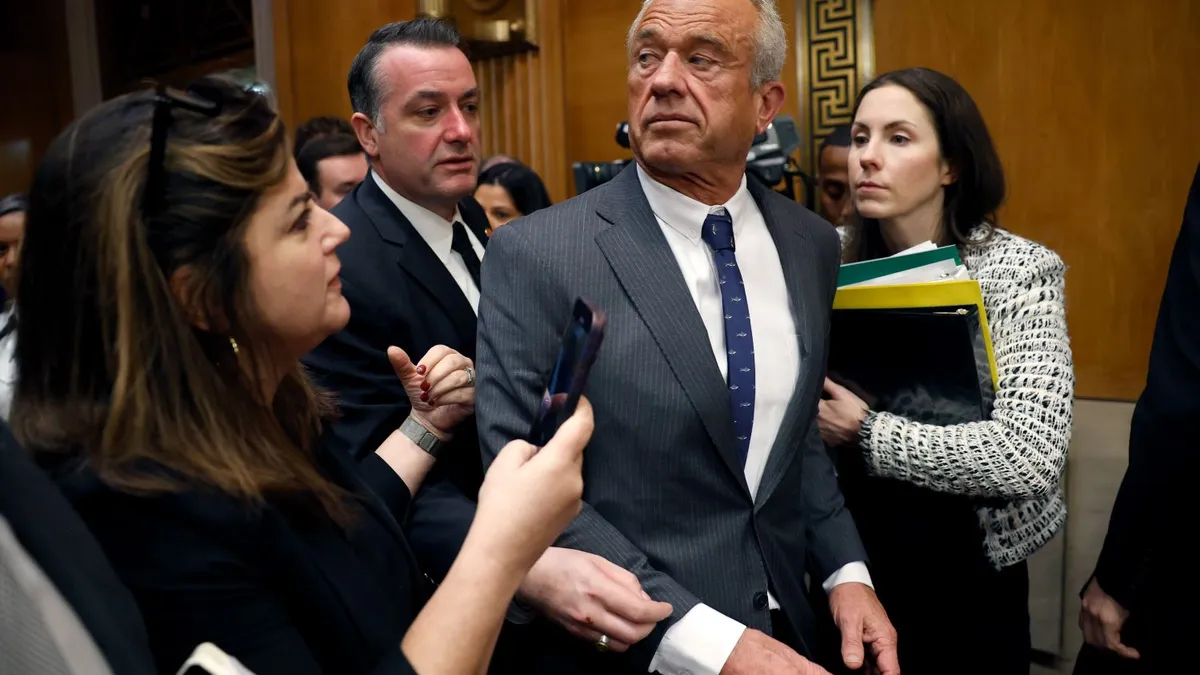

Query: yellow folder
[833,279,999,389]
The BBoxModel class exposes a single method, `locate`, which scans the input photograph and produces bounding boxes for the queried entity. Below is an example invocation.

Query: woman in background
[12,76,602,675]
[0,192,25,419]
[819,67,1074,672]
[473,161,552,234]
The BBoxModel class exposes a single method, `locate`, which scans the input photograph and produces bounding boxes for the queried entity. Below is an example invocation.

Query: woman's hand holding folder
[818,378,870,447]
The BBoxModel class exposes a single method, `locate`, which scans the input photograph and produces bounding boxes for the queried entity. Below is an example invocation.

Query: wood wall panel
[872,0,1200,400]
[272,0,417,132]
[271,0,569,201]
[0,0,74,196]
[474,0,569,203]
[562,0,639,170]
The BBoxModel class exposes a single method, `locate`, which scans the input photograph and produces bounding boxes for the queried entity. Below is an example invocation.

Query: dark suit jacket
[1079,164,1200,668]
[476,164,868,672]
[304,172,490,581]
[0,422,156,675]
[46,443,422,675]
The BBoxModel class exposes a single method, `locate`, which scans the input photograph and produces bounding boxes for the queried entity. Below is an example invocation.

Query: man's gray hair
[626,0,787,89]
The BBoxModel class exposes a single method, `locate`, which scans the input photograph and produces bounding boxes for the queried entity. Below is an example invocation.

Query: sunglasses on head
[141,84,222,220]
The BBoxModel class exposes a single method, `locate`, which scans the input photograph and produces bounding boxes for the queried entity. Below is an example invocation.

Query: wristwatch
[400,416,446,458]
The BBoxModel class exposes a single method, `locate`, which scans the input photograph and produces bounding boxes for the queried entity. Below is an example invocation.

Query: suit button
[753,591,769,610]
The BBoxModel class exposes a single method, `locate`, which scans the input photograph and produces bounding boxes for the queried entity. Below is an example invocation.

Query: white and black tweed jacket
[844,227,1074,569]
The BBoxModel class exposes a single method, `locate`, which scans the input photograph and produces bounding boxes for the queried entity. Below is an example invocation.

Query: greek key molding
[796,0,875,175]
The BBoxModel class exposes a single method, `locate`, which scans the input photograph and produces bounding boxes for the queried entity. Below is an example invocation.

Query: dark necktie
[700,210,756,466]
[450,221,482,288]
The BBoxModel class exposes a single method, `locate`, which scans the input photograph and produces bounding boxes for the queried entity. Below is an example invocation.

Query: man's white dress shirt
[635,166,872,675]
[372,172,485,314]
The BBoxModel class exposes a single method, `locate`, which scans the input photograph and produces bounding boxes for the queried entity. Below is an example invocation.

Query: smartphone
[527,298,607,447]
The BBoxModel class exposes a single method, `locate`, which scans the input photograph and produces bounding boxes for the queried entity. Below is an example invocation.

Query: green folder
[836,245,962,288]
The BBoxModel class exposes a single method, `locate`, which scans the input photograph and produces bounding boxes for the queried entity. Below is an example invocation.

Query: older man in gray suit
[476,1,899,674]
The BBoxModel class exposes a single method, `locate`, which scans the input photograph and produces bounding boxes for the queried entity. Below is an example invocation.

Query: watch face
[464,0,508,13]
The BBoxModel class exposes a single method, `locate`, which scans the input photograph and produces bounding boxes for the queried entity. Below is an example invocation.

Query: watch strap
[400,416,444,458]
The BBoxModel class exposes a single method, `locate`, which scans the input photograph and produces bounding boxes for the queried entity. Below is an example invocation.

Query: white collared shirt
[371,172,486,314]
[635,165,872,675]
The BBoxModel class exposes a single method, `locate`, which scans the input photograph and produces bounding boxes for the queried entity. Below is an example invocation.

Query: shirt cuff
[648,604,745,675]
[822,561,874,594]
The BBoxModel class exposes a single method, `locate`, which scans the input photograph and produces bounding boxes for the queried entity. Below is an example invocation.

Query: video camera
[571,115,814,209]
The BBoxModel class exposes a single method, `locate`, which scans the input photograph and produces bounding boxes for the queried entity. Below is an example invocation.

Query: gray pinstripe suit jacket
[476,164,867,672]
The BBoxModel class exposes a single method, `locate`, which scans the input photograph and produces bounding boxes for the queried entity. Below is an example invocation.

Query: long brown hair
[12,76,351,523]
[843,68,1005,263]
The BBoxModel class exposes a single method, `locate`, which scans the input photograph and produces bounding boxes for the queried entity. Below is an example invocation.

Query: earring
[229,336,239,355]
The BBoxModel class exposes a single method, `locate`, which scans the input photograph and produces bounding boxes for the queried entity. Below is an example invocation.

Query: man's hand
[517,547,672,652]
[829,583,899,674]
[1079,578,1139,659]
[720,629,831,675]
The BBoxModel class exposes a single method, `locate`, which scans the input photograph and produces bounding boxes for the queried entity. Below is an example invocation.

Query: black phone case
[527,299,606,446]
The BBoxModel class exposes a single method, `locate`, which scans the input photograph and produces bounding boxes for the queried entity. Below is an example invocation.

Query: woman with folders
[819,68,1073,673]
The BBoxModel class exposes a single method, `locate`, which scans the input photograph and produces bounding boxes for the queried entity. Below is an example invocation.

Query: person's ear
[754,80,787,136]
[351,112,381,159]
[941,160,957,187]
[169,265,225,332]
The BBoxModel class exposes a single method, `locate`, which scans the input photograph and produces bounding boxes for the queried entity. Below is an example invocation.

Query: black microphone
[615,121,631,149]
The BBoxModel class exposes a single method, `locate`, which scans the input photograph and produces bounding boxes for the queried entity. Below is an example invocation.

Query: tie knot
[701,212,735,252]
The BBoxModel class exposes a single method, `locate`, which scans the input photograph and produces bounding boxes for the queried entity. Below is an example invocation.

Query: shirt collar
[635,164,754,243]
[372,171,463,264]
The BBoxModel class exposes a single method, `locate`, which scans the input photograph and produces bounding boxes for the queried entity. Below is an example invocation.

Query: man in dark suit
[1074,164,1200,673]
[475,1,898,674]
[303,19,669,668]
[302,18,490,582]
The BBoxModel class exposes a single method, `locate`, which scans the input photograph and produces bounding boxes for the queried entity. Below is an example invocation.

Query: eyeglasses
[141,84,222,220]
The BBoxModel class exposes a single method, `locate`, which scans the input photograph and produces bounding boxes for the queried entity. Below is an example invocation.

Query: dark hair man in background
[294,115,355,155]
[817,124,852,227]
[296,134,369,210]
[304,16,488,577]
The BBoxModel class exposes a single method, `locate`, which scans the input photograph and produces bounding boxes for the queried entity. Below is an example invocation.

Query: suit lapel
[594,168,749,496]
[355,175,478,345]
[751,179,824,509]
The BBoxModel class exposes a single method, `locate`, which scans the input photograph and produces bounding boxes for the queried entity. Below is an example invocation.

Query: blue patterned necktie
[701,210,755,466]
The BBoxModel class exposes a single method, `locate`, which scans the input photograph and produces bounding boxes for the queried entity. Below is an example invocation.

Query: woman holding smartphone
[818,68,1074,672]
[12,75,616,675]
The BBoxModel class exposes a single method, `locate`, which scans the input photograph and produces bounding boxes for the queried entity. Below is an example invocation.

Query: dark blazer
[304,172,490,581]
[476,164,868,673]
[1076,164,1200,672]
[0,422,156,675]
[47,443,422,675]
